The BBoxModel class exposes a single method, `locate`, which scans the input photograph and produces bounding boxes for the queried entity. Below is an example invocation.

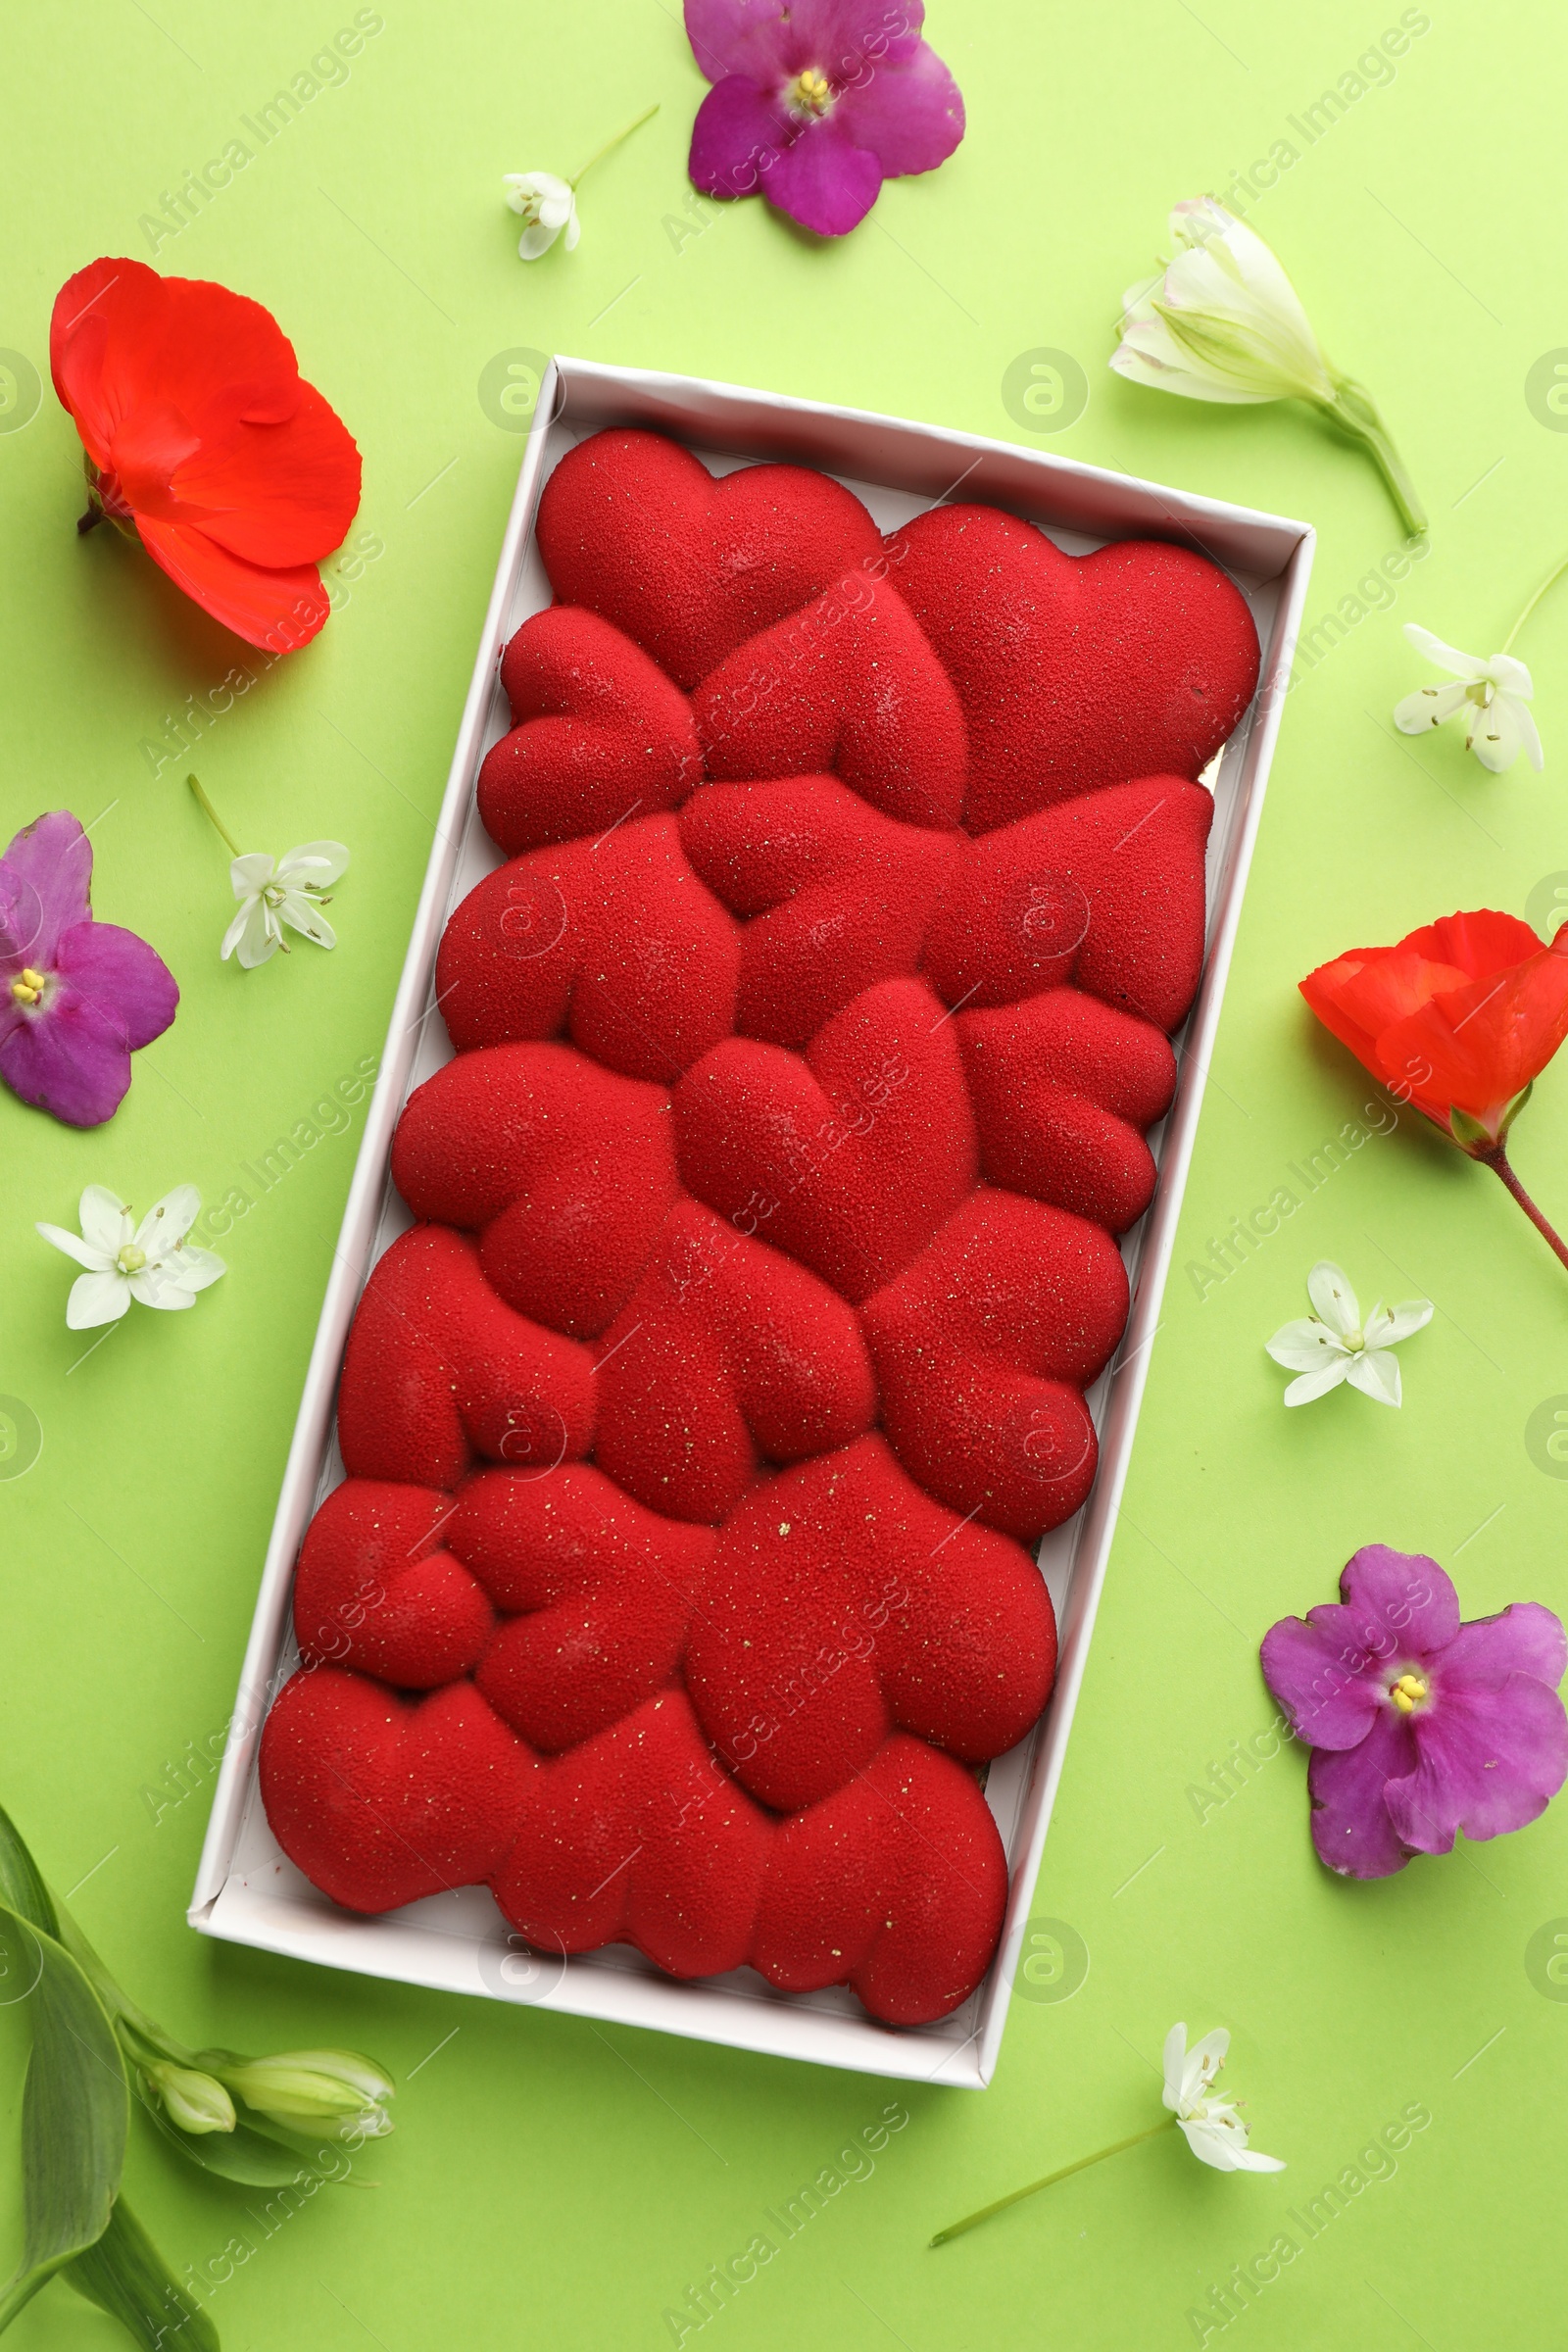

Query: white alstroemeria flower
[1394,624,1544,774]
[1111,199,1424,536]
[36,1186,226,1330]
[503,171,580,260]
[219,2049,395,2141]
[1162,2024,1284,2174]
[221,843,350,970]
[143,2061,237,2136]
[1266,1260,1432,1408]
[1113,199,1335,408]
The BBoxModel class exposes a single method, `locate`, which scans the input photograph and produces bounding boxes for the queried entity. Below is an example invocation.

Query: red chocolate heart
[884,501,1260,831]
[477,607,702,856]
[535,428,884,691]
[391,1042,679,1340]
[434,818,739,1084]
[693,569,968,830]
[260,1668,531,1914]
[293,1479,493,1689]
[679,775,963,1046]
[592,1199,876,1524]
[674,975,977,1303]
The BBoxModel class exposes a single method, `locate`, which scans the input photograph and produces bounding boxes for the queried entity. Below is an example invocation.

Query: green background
[2,1,1566,2344]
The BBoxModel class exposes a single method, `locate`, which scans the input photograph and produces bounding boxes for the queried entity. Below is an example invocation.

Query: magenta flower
[1260,1545,1568,1880]
[0,811,177,1128]
[684,0,964,238]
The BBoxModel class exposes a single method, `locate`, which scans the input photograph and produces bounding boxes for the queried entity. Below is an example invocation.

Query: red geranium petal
[135,515,329,652]
[1401,909,1545,980]
[1378,939,1568,1124]
[170,383,362,565]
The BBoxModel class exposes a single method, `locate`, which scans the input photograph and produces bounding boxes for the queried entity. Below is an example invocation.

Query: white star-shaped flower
[1162,2024,1284,2174]
[1394,623,1544,774]
[503,171,580,261]
[36,1186,226,1329]
[1266,1260,1432,1408]
[221,842,349,969]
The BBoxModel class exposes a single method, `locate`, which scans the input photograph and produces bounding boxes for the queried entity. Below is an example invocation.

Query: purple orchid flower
[684,0,964,238]
[1260,1544,1568,1880]
[0,811,177,1128]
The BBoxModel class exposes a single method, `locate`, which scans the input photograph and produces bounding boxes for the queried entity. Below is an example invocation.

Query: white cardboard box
[191,358,1314,2087]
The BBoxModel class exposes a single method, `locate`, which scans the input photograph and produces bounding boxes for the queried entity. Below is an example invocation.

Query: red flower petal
[135,516,330,653]
[1301,909,1568,1135]
[51,257,361,644]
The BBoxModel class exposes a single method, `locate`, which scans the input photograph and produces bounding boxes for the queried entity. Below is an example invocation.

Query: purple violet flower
[0,811,178,1129]
[684,0,964,238]
[1260,1544,1568,1880]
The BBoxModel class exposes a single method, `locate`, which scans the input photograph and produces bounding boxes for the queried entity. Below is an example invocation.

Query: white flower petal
[1468,691,1525,774]
[1513,697,1545,771]
[1484,653,1533,699]
[1265,1317,1348,1372]
[1227,2146,1288,2173]
[1402,624,1488,681]
[518,220,562,260]
[1110,319,1273,405]
[228,853,275,898]
[36,1219,115,1273]
[1347,1348,1402,1406]
[1181,2030,1229,2106]
[128,1269,196,1311]
[1367,1298,1434,1346]
[160,1244,226,1295]
[1179,2117,1246,2172]
[274,841,351,888]
[563,212,581,253]
[78,1186,133,1256]
[135,1186,201,1256]
[278,893,338,952]
[1306,1260,1359,1338]
[235,903,282,969]
[66,1269,130,1330]
[1283,1359,1351,1406]
[1161,2023,1189,2110]
[1394,680,1469,735]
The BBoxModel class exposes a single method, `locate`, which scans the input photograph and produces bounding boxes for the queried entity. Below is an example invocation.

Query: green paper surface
[1,1,1565,2343]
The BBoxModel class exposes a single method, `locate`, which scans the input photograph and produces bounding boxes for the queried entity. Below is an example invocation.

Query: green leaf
[65,2197,220,2351]
[0,1903,128,2332]
[0,1807,61,1939]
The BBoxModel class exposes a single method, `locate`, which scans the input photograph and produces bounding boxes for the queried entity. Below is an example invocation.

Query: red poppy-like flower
[51,258,361,653]
[1302,908,1568,1274]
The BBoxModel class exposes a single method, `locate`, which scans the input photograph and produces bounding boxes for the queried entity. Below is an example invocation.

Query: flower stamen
[1389,1671,1429,1714]
[789,68,833,114]
[9,967,46,1006]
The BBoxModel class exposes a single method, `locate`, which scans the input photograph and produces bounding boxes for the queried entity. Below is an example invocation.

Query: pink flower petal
[1386,1674,1568,1851]
[1439,1600,1567,1690]
[0,810,93,967]
[1307,1709,1418,1878]
[54,919,178,1051]
[1310,1544,1460,1672]
[0,983,131,1127]
[1259,1613,1381,1751]
[837,40,965,176]
[683,0,923,85]
[688,75,794,196]
[761,115,885,235]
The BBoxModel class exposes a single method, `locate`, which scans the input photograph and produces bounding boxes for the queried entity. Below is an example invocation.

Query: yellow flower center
[790,68,833,113]
[1389,1672,1429,1714]
[117,1243,147,1274]
[9,967,45,1005]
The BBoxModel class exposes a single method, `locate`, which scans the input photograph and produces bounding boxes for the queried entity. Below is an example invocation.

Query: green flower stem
[1319,375,1426,538]
[570,102,659,187]
[929,2117,1177,2248]
[1501,550,1568,654]
[1479,1141,1568,1276]
[186,772,241,858]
